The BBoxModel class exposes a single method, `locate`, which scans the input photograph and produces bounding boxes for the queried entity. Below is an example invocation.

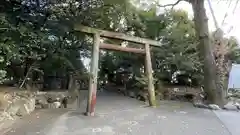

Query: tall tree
[155,0,240,106]
[190,0,224,105]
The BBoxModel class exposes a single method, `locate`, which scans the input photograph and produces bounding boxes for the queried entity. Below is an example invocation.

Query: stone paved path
[3,91,239,135]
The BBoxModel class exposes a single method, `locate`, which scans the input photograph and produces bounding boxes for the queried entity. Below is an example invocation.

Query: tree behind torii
[156,0,236,106]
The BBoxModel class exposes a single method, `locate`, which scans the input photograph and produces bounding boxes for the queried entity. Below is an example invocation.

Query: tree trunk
[213,29,230,104]
[190,0,224,106]
[68,74,74,90]
[223,60,232,96]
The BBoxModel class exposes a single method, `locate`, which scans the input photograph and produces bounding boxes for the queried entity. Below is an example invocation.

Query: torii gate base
[74,25,161,116]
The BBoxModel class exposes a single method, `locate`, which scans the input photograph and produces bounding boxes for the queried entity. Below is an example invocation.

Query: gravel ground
[3,91,237,135]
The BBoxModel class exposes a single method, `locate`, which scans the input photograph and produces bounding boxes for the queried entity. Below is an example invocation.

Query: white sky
[160,0,240,41]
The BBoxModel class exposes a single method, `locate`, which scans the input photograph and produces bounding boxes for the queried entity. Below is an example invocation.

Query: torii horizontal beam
[74,25,162,46]
[100,43,145,54]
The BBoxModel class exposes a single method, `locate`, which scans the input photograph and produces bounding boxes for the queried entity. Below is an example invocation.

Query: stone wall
[0,87,85,122]
[0,87,36,121]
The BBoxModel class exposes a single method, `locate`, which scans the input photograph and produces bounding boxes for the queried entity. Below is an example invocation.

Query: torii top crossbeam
[74,25,162,47]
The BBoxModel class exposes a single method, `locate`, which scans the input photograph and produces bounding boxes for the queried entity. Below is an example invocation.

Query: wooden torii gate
[74,25,162,116]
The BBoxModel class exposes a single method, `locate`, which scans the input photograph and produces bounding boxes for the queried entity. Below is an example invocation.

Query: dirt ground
[2,91,238,135]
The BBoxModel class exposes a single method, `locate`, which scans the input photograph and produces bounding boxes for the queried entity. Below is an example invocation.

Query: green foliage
[0,0,91,87]
[149,10,202,86]
[134,75,157,89]
[0,70,7,84]
[98,7,203,87]
[0,0,239,90]
[225,36,240,63]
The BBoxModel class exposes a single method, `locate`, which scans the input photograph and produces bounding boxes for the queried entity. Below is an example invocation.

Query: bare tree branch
[156,0,182,10]
[207,0,219,29]
[232,0,240,15]
[221,0,233,26]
